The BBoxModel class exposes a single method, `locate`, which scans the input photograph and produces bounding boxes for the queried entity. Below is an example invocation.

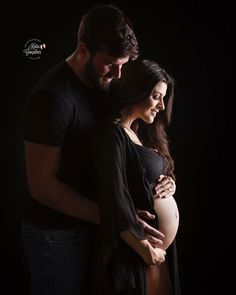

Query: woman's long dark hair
[110,59,175,179]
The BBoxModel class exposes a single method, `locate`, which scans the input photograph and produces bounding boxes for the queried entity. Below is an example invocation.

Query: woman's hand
[154,175,176,198]
[120,230,166,266]
[144,244,166,265]
[154,247,166,265]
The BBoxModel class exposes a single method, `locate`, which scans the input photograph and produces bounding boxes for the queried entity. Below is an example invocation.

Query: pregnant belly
[154,196,179,250]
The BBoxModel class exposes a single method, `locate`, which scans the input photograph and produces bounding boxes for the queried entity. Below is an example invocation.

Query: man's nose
[112,65,122,79]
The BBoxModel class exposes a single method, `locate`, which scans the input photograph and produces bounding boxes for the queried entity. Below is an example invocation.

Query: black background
[1,0,234,294]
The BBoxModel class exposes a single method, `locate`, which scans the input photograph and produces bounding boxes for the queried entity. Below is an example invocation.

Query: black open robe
[92,123,181,295]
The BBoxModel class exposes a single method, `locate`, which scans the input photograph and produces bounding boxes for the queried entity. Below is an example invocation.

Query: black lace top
[134,144,167,189]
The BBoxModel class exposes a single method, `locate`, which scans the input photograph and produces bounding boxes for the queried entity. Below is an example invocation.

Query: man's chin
[98,78,112,90]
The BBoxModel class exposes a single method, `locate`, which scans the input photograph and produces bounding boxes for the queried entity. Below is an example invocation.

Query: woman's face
[131,81,167,124]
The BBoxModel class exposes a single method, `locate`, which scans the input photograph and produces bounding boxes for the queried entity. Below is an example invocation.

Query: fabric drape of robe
[92,123,181,295]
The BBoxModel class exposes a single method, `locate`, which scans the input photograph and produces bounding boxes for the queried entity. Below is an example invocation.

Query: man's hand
[136,209,164,248]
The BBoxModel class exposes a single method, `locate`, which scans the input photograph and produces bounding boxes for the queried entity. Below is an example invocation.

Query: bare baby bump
[154,196,179,250]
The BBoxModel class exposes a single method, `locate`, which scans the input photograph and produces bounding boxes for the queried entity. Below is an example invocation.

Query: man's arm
[136,209,164,248]
[25,141,100,224]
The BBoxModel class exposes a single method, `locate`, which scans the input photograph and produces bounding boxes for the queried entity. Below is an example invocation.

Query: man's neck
[66,53,93,89]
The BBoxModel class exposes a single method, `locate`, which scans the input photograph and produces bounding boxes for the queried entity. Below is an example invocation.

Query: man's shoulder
[31,60,69,93]
[30,60,87,108]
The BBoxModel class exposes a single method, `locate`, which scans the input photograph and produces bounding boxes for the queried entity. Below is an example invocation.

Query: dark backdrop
[1,1,234,294]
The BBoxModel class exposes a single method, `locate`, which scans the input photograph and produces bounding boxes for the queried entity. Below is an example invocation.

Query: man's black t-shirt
[23,60,104,229]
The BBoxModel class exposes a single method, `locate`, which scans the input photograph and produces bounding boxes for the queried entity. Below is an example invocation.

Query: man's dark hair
[78,4,139,60]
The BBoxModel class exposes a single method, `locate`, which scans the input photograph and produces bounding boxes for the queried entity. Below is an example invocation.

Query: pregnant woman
[93,59,181,295]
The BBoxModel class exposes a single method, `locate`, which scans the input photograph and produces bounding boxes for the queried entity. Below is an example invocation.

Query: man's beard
[85,58,111,91]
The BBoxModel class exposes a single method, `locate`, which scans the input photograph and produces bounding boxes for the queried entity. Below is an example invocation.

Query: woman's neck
[118,118,142,145]
[119,117,135,129]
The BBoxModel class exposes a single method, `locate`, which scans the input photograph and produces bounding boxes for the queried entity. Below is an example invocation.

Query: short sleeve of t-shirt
[24,91,71,147]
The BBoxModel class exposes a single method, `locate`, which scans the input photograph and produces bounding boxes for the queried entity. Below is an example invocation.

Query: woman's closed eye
[152,93,161,100]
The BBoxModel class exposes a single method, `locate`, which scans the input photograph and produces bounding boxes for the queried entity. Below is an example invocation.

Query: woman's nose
[157,97,165,110]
